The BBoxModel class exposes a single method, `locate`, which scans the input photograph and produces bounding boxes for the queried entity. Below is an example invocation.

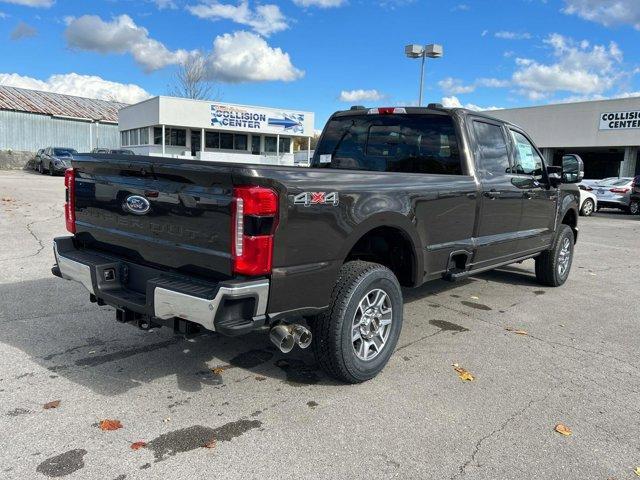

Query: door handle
[483,189,501,199]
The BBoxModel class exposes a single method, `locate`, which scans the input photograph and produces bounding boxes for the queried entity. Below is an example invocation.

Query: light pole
[405,44,443,106]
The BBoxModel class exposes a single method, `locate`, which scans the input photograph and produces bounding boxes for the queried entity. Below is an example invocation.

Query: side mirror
[561,154,584,184]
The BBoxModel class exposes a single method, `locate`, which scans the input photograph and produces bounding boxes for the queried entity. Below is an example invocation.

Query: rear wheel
[311,261,403,384]
[629,199,640,215]
[580,198,595,216]
[535,224,574,287]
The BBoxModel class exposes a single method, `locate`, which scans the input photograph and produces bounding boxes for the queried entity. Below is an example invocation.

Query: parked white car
[578,184,597,216]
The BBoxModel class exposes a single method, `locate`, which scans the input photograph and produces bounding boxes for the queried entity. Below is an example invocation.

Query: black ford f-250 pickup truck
[52,105,583,383]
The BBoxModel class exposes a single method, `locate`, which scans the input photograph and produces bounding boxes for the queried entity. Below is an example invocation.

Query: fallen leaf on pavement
[131,441,147,450]
[99,419,123,431]
[163,417,171,423]
[554,423,572,436]
[211,365,233,375]
[204,438,216,449]
[506,327,528,336]
[634,467,640,477]
[43,400,61,410]
[452,363,475,382]
[470,295,479,300]
[255,376,266,381]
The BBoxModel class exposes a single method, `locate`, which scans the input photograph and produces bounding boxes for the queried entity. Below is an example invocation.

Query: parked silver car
[38,147,78,176]
[592,177,635,213]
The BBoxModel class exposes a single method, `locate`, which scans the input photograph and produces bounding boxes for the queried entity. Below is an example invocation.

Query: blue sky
[0,0,639,127]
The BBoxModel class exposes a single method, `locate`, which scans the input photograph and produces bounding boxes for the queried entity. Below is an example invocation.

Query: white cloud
[338,89,384,102]
[187,1,288,36]
[204,30,303,82]
[438,77,475,94]
[0,72,151,103]
[153,0,177,9]
[495,31,532,40]
[439,77,510,94]
[292,0,346,7]
[563,0,640,30]
[511,33,624,100]
[0,0,53,7]
[10,20,37,39]
[64,15,194,72]
[441,95,502,111]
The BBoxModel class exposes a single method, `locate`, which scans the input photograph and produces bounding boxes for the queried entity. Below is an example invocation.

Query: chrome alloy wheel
[352,289,393,361]
[582,199,594,216]
[557,237,572,277]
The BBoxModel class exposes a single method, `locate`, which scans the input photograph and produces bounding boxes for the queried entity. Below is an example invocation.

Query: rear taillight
[368,107,407,115]
[231,186,278,276]
[64,168,76,234]
[610,187,629,193]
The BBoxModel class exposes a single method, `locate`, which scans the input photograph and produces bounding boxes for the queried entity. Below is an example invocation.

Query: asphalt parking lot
[1,170,639,480]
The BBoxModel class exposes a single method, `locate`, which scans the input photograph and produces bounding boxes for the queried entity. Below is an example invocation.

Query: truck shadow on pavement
[1,266,540,397]
[0,277,332,398]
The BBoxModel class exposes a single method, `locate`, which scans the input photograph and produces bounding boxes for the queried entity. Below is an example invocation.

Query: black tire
[48,164,55,176]
[311,261,403,384]
[38,162,44,174]
[580,198,595,216]
[629,199,640,215]
[535,224,575,287]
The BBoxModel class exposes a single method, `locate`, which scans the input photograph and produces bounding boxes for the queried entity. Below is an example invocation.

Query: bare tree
[169,56,216,100]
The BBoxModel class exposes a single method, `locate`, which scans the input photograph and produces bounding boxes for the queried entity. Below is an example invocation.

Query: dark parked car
[52,106,583,383]
[630,175,640,215]
[38,147,78,175]
[91,148,134,155]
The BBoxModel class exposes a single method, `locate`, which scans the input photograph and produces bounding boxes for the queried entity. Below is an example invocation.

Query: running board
[442,253,539,282]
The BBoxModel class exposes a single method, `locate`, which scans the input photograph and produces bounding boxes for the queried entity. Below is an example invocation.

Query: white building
[118,96,315,165]
[488,97,640,179]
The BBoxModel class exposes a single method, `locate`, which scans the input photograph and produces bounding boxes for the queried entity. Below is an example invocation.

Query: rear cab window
[313,113,463,175]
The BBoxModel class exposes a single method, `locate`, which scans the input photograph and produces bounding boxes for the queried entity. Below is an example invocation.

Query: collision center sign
[210,104,312,135]
[599,110,640,130]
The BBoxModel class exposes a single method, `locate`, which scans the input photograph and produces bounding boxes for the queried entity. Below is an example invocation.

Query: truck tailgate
[73,156,234,279]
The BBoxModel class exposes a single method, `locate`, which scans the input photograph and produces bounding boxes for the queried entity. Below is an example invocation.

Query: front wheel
[629,199,640,215]
[311,261,403,384]
[535,224,575,287]
[580,198,595,216]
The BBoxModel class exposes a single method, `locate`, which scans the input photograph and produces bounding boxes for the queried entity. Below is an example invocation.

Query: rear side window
[472,121,510,178]
[314,114,462,175]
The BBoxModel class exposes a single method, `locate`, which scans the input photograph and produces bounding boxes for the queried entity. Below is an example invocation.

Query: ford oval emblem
[123,195,151,215]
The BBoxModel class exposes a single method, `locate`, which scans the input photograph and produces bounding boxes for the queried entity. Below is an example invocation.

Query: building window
[251,135,261,154]
[151,127,186,146]
[121,131,128,147]
[205,131,220,149]
[234,134,248,151]
[264,136,277,153]
[130,129,139,146]
[140,127,149,145]
[279,137,291,154]
[220,133,234,150]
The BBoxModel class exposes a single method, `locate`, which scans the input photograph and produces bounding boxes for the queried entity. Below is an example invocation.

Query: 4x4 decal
[293,191,339,207]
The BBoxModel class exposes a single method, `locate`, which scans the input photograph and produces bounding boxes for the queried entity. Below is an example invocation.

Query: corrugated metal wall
[0,110,120,152]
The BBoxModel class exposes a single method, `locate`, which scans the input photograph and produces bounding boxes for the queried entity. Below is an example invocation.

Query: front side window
[472,121,511,178]
[314,114,462,174]
[510,130,543,177]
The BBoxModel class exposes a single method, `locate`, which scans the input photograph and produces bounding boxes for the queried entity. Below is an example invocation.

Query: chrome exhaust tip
[269,324,295,354]
[292,325,312,349]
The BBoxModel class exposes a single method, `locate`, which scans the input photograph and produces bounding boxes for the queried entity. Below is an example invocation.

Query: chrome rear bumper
[53,237,269,333]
